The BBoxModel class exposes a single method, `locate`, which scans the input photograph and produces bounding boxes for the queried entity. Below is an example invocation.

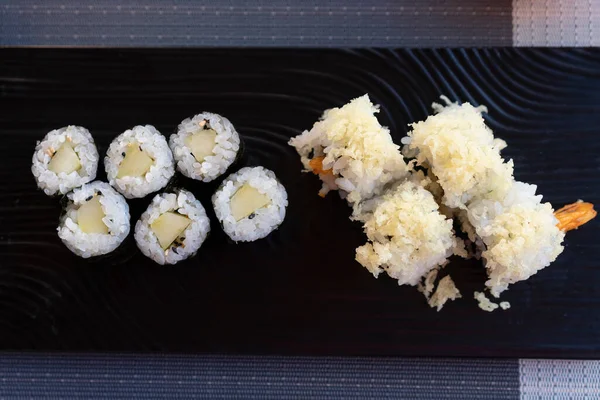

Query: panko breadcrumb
[289,94,409,205]
[353,179,460,286]
[428,275,462,311]
[401,96,514,209]
[468,182,565,297]
[290,94,596,312]
[403,97,564,297]
[474,291,499,312]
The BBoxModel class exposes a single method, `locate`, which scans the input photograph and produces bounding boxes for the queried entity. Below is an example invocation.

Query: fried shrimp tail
[555,201,597,232]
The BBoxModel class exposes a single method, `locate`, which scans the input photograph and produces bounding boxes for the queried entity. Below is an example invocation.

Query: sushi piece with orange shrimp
[402,96,597,301]
[288,94,410,206]
[289,95,464,310]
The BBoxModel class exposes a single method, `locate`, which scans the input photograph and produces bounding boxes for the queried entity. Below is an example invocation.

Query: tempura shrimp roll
[403,97,565,297]
[401,96,513,209]
[467,182,565,297]
[289,94,409,205]
[353,179,463,286]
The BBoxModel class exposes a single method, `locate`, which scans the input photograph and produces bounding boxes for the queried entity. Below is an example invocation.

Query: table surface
[1,1,600,399]
[2,47,600,360]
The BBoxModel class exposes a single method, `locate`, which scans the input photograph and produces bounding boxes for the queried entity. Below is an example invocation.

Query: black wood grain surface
[0,49,598,358]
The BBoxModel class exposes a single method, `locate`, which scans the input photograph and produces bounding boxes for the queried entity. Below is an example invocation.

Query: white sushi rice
[404,97,565,299]
[213,166,288,242]
[105,125,175,199]
[57,181,130,258]
[289,94,409,205]
[290,95,467,310]
[467,182,565,297]
[427,275,462,312]
[169,112,241,182]
[401,96,513,209]
[31,126,99,196]
[353,179,462,286]
[134,189,211,265]
[417,268,439,299]
[474,291,500,312]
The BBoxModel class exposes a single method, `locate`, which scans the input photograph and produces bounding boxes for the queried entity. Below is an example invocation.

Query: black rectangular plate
[0,48,599,358]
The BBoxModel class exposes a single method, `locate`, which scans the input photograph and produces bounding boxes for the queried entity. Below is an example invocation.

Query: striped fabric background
[1,0,599,47]
[1,0,599,398]
[0,354,520,399]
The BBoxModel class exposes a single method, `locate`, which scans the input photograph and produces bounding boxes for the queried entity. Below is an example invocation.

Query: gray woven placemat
[513,0,600,46]
[0,0,512,47]
[0,353,519,400]
[3,0,598,47]
[2,354,600,399]
[520,360,600,400]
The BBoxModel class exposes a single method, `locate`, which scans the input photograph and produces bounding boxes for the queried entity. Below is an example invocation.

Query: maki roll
[57,181,130,258]
[212,166,287,242]
[134,189,210,265]
[105,125,175,199]
[466,182,565,297]
[353,179,461,286]
[401,95,514,209]
[402,96,564,298]
[288,94,409,205]
[169,112,241,182]
[290,96,464,310]
[32,126,99,196]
